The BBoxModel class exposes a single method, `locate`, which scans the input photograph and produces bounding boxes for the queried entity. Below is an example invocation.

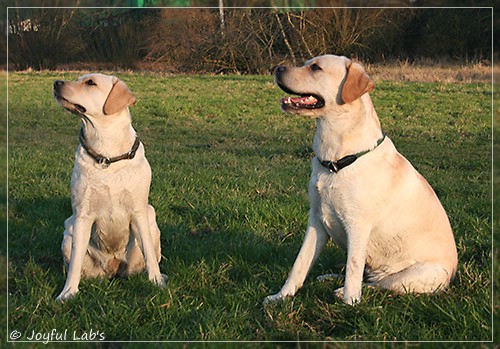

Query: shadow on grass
[7,193,309,297]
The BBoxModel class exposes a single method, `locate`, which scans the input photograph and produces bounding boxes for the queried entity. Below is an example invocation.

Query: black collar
[319,135,386,173]
[79,128,141,169]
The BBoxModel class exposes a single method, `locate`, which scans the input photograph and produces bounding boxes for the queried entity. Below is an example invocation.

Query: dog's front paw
[263,292,289,305]
[334,287,360,305]
[151,273,168,288]
[56,287,79,302]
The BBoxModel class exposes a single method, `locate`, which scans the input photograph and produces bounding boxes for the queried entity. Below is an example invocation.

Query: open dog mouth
[73,103,86,113]
[277,82,325,110]
[54,91,87,114]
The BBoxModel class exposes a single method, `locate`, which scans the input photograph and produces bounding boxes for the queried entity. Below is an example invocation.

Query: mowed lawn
[6,71,493,343]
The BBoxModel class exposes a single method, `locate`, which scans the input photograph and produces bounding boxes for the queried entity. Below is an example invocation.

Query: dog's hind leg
[147,205,162,263]
[124,205,163,276]
[375,262,454,294]
[61,216,74,271]
[130,205,168,288]
[123,237,145,276]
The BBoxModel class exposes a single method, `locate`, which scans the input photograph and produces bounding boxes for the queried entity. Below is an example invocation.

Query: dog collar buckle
[126,149,136,160]
[325,161,339,173]
[321,156,356,173]
[98,157,111,169]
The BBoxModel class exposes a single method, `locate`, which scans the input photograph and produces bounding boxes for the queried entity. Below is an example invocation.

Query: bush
[82,9,153,69]
[7,7,493,72]
[8,8,85,70]
[144,9,221,72]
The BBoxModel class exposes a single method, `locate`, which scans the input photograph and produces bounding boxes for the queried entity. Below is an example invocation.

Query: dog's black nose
[54,80,64,88]
[271,65,287,75]
[276,66,287,73]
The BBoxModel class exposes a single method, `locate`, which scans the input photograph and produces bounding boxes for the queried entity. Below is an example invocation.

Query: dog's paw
[344,295,361,306]
[151,273,168,288]
[334,287,360,305]
[56,288,78,302]
[263,293,288,305]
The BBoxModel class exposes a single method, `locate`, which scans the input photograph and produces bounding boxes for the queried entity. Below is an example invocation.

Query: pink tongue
[281,96,318,105]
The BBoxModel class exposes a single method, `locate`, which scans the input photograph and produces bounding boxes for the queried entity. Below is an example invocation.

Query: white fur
[54,74,167,301]
[265,55,457,305]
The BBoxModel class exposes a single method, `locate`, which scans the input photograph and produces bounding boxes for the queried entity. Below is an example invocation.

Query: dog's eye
[85,80,96,86]
[310,63,322,71]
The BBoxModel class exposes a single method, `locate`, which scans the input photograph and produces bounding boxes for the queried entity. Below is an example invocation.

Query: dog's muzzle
[275,68,325,110]
[53,80,87,114]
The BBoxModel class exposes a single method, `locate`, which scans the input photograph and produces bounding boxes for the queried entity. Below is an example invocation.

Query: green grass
[6,71,493,344]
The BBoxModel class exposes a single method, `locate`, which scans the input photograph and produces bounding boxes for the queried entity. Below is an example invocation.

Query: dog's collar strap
[79,128,141,169]
[319,134,386,173]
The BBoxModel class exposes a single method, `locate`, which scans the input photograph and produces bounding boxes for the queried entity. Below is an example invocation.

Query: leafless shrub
[144,9,221,72]
[8,8,84,70]
[218,9,283,74]
[144,8,413,74]
[7,7,492,73]
[83,10,151,69]
[273,8,418,65]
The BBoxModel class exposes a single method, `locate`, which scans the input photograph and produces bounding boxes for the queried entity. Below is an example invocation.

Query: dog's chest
[313,172,352,250]
[312,166,413,272]
[73,164,140,204]
[90,181,136,246]
[90,184,135,219]
[71,162,149,250]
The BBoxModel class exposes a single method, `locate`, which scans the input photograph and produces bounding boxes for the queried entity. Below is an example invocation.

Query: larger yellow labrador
[265,55,457,305]
[53,73,167,301]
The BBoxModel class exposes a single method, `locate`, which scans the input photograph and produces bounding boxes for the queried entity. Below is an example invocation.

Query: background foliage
[4,3,493,73]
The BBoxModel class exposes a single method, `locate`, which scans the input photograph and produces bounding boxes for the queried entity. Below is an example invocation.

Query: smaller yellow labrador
[53,73,167,301]
[265,55,458,305]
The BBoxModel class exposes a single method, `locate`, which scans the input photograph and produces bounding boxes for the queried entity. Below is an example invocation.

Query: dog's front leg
[131,210,167,288]
[56,217,93,301]
[264,214,329,304]
[336,227,370,305]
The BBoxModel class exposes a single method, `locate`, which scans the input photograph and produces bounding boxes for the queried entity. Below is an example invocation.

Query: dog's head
[53,73,136,118]
[275,55,374,117]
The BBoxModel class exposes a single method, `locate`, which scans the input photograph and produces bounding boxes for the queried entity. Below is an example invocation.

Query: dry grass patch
[47,60,495,84]
[367,59,492,83]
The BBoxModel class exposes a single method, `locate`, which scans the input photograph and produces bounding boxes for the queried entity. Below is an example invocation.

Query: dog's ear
[341,61,375,104]
[103,78,137,115]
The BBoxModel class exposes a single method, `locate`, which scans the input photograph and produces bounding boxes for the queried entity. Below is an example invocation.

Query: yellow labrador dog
[53,73,167,301]
[265,55,457,305]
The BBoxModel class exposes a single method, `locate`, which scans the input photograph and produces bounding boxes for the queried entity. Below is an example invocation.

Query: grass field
[5,71,493,344]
